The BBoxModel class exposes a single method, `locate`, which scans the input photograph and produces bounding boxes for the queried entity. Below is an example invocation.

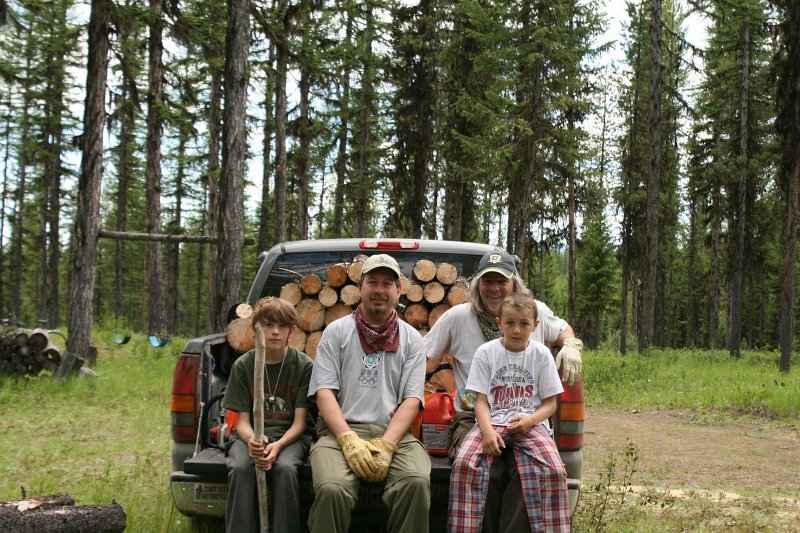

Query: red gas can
[421,390,456,456]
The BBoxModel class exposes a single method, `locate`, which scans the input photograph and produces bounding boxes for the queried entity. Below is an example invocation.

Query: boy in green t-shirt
[222,297,314,533]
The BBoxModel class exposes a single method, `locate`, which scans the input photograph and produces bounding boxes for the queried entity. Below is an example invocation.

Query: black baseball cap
[476,249,517,279]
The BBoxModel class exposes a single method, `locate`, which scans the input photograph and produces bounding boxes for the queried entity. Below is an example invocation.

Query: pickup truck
[170,238,584,530]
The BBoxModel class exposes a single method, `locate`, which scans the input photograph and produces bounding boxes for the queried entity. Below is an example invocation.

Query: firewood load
[268,258,471,361]
[0,328,63,378]
[0,493,126,532]
[224,258,469,387]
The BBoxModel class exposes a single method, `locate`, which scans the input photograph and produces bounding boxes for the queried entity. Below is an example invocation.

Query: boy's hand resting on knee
[481,427,506,456]
[337,431,380,479]
[247,435,277,471]
[507,415,534,436]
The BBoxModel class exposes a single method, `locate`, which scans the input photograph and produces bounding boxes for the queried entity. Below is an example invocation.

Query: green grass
[0,327,200,532]
[584,348,800,422]
[1,335,798,532]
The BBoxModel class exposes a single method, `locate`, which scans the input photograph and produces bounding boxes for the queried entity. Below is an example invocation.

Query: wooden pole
[252,322,269,533]
[98,229,255,245]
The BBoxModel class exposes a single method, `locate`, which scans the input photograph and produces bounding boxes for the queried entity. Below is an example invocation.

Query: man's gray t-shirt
[308,314,426,428]
[424,301,568,395]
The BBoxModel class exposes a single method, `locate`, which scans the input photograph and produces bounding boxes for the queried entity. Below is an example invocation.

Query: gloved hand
[555,337,583,386]
[366,438,398,483]
[336,431,379,479]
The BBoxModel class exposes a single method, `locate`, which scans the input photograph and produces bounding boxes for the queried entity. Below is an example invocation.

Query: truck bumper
[171,472,227,518]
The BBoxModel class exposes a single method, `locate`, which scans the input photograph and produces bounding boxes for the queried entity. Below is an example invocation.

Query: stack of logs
[226,257,470,359]
[0,329,62,377]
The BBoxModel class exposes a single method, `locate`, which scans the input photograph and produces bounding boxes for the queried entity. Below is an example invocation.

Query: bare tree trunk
[115,78,134,324]
[145,0,165,336]
[0,88,11,315]
[619,220,629,355]
[686,196,698,347]
[567,153,577,326]
[297,21,311,240]
[12,56,31,320]
[778,0,799,373]
[332,21,351,239]
[641,0,662,350]
[206,68,222,332]
[729,20,750,358]
[259,45,274,253]
[66,0,110,358]
[166,130,187,334]
[354,7,375,238]
[273,7,288,244]
[215,0,249,331]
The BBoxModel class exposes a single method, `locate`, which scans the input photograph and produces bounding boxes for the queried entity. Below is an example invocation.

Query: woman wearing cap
[424,248,582,532]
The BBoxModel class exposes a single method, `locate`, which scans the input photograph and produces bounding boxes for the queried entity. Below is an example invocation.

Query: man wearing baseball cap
[307,254,430,533]
[425,247,583,531]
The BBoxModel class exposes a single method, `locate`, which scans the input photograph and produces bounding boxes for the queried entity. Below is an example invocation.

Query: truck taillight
[171,353,199,443]
[555,378,585,452]
[360,239,419,250]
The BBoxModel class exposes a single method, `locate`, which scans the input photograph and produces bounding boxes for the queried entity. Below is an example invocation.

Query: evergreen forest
[0,0,798,371]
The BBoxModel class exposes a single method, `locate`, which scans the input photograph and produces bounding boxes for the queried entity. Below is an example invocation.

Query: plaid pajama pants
[448,423,570,533]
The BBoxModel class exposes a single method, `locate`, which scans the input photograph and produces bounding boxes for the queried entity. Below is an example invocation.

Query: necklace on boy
[265,355,286,402]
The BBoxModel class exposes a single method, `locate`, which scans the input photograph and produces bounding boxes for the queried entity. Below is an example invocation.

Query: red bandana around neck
[354,306,400,354]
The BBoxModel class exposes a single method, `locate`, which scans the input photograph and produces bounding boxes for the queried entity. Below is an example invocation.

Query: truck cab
[170,238,584,529]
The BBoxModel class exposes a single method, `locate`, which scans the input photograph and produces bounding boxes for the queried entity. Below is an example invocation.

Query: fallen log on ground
[0,493,126,533]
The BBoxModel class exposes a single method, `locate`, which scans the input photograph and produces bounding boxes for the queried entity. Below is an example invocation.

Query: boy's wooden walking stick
[253,322,270,533]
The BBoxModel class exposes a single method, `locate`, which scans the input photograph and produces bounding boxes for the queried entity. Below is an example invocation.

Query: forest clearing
[1,339,797,531]
[0,0,798,377]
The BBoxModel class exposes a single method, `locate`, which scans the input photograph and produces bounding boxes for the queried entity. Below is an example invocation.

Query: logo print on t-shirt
[359,352,381,385]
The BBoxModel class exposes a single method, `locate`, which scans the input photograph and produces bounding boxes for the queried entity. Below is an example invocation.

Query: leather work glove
[555,337,583,386]
[366,438,398,483]
[336,431,379,479]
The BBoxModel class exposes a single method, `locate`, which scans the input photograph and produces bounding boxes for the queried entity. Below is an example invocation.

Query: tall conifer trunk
[66,0,110,358]
[641,0,662,349]
[729,20,750,358]
[273,7,288,244]
[145,0,165,335]
[778,0,800,373]
[215,0,249,330]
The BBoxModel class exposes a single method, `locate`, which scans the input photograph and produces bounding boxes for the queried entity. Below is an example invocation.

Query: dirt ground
[581,407,800,522]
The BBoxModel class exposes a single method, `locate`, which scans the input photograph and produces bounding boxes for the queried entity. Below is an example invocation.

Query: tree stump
[325,264,349,288]
[300,274,323,296]
[447,283,469,306]
[423,281,446,304]
[428,303,451,328]
[406,283,424,303]
[296,299,325,332]
[305,331,323,359]
[226,317,255,353]
[435,263,459,285]
[412,259,437,282]
[399,275,411,296]
[0,494,126,533]
[279,283,303,306]
[340,285,361,306]
[288,328,307,352]
[347,261,363,283]
[403,303,429,328]
[318,287,339,308]
[325,303,353,326]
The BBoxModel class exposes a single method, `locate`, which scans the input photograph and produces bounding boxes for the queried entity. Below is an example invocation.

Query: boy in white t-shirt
[448,293,570,532]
